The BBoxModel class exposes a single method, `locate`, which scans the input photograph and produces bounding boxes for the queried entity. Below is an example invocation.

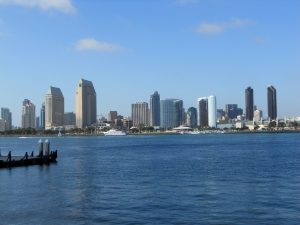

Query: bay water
[0,133,300,224]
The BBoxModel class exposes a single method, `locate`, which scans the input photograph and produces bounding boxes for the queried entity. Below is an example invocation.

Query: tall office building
[22,99,35,129]
[1,108,12,130]
[64,112,76,126]
[150,91,160,127]
[208,96,217,128]
[197,96,217,128]
[267,85,277,120]
[131,102,149,127]
[108,111,118,122]
[245,86,254,121]
[160,99,184,129]
[187,107,197,128]
[76,79,97,128]
[40,103,45,129]
[45,86,64,129]
[197,98,208,127]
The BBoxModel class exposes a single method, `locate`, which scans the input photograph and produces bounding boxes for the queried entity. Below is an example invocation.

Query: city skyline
[0,1,299,125]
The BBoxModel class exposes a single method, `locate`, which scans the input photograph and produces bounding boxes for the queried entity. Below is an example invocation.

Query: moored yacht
[103,129,127,136]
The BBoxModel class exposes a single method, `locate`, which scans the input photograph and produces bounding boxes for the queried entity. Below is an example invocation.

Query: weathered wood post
[38,139,43,164]
[45,139,50,163]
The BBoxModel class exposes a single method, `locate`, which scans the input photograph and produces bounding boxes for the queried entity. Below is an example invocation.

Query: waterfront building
[45,86,64,129]
[40,103,45,129]
[0,119,5,132]
[108,111,118,123]
[35,117,40,130]
[186,107,197,128]
[208,96,217,128]
[267,85,277,120]
[254,109,263,122]
[150,91,160,127]
[217,109,225,121]
[245,86,254,121]
[22,99,35,129]
[1,108,12,130]
[76,79,97,128]
[198,98,208,127]
[160,99,184,129]
[131,102,149,127]
[64,112,76,126]
[225,104,243,120]
[197,96,217,128]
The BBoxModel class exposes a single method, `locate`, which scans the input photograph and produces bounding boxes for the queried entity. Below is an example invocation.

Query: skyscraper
[267,85,277,120]
[160,99,184,129]
[76,79,97,128]
[1,108,12,130]
[22,99,35,129]
[187,107,197,128]
[245,86,254,121]
[197,98,208,127]
[225,104,243,119]
[45,86,64,129]
[40,103,45,129]
[208,96,217,128]
[131,102,149,127]
[197,95,217,128]
[150,91,160,127]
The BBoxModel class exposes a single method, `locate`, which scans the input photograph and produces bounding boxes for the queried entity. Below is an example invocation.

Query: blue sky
[0,0,299,126]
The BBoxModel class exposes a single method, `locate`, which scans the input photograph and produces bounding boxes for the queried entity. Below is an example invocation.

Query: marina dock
[0,140,58,169]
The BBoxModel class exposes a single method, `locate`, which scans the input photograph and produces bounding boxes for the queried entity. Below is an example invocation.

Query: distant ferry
[103,129,127,136]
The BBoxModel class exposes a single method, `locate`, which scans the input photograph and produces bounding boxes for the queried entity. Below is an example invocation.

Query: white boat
[103,129,127,136]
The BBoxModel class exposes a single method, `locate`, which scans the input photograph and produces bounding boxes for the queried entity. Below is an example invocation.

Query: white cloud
[195,18,253,34]
[75,38,124,53]
[174,0,199,5]
[0,0,75,14]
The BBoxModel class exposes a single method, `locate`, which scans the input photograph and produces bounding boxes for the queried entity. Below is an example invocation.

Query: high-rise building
[187,107,197,128]
[76,79,97,128]
[225,104,243,119]
[1,108,12,130]
[131,102,149,127]
[40,103,45,129]
[208,96,217,128]
[108,111,118,122]
[35,117,40,130]
[64,112,76,126]
[267,85,277,120]
[245,86,254,121]
[197,98,208,127]
[254,109,263,122]
[22,99,35,129]
[0,119,6,132]
[45,86,64,129]
[150,91,160,127]
[160,99,184,129]
[197,96,217,128]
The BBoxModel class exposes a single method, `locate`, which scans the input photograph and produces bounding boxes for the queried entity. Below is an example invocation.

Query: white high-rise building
[254,109,263,122]
[76,79,97,128]
[22,99,35,129]
[45,86,64,129]
[208,95,217,128]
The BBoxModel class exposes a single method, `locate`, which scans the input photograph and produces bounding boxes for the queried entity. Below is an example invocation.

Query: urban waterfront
[1,133,300,224]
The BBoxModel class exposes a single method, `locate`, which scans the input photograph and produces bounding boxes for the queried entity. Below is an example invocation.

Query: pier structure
[0,139,58,168]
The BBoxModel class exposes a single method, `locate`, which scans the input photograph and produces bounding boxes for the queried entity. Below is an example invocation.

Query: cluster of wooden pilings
[0,139,58,169]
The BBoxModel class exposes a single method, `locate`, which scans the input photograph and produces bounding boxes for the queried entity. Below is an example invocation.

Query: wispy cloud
[75,38,124,53]
[0,0,76,14]
[195,18,253,34]
[174,0,199,5]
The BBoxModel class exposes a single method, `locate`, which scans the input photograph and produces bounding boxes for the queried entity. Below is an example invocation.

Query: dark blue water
[1,133,300,225]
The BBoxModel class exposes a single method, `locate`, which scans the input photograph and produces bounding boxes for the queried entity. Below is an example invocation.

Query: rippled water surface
[1,133,300,225]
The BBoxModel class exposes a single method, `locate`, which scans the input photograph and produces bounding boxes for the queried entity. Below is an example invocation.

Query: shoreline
[0,129,300,138]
